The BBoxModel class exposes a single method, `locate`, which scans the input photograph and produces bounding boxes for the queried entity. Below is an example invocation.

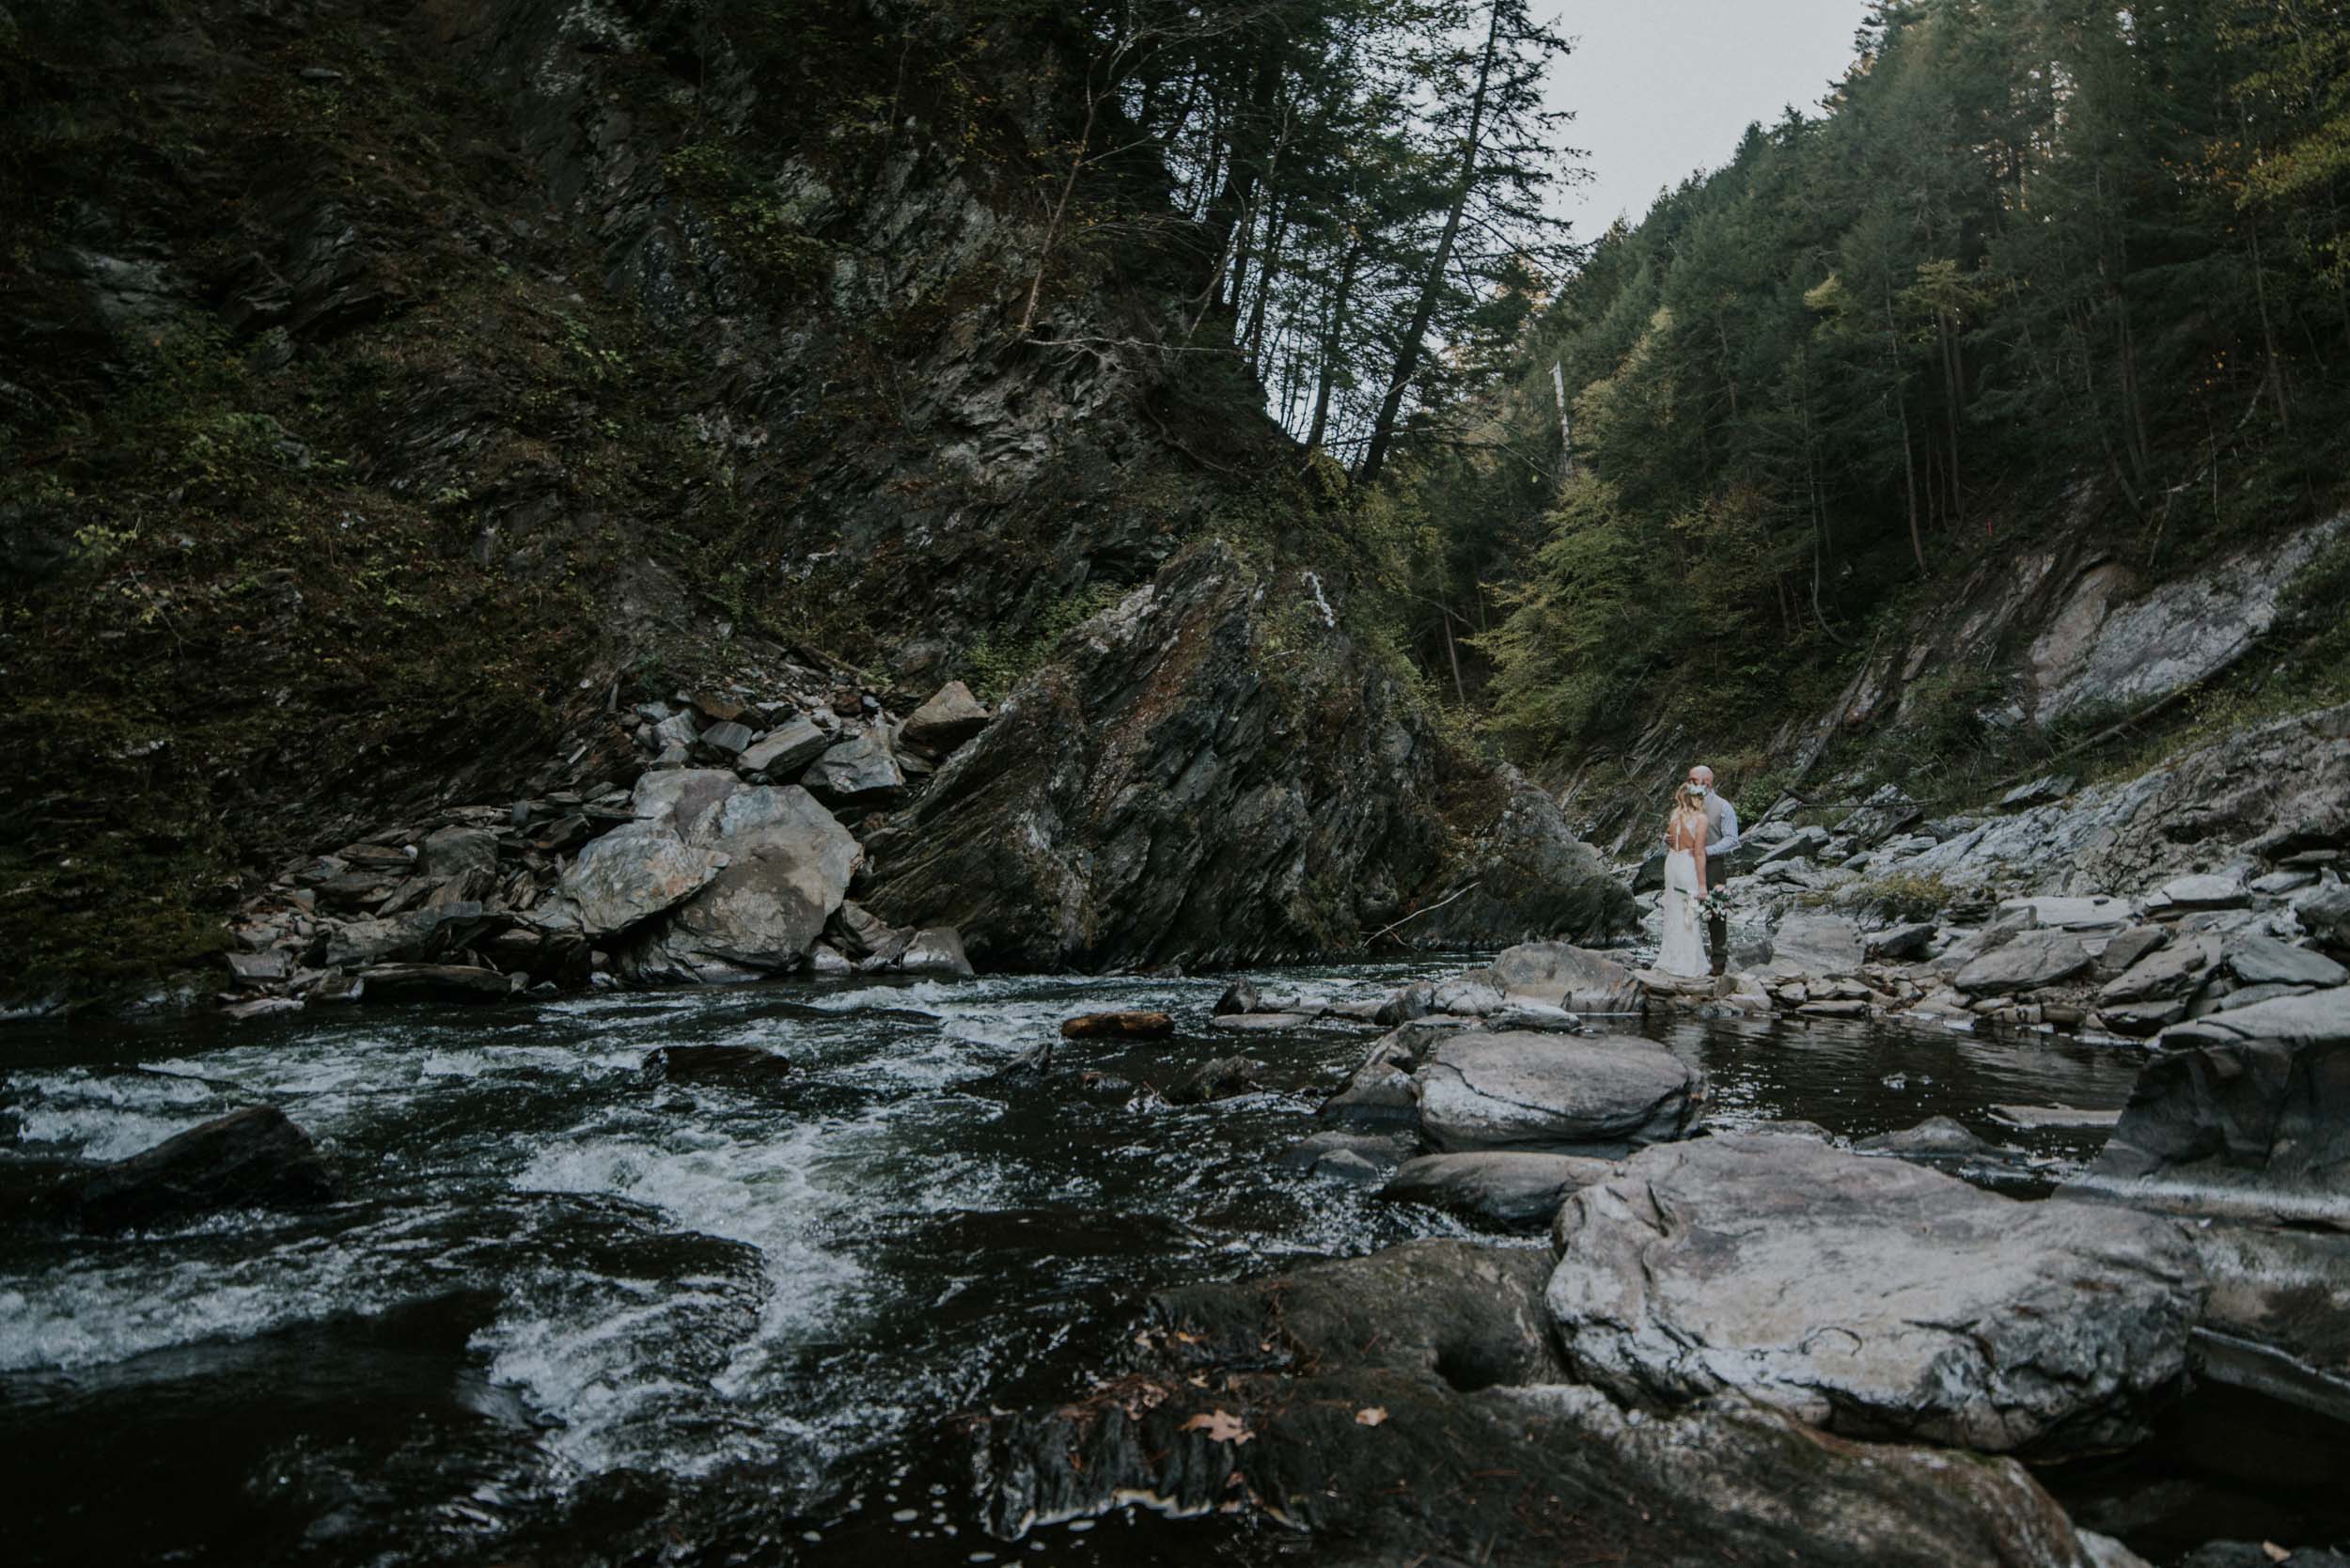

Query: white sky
[1544,0,1869,237]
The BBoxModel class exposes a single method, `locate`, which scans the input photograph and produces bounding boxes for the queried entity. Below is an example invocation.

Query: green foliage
[1807,869,1962,923]
[963,580,1124,700]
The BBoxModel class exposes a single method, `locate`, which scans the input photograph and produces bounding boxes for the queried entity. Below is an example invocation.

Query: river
[3,962,2164,1565]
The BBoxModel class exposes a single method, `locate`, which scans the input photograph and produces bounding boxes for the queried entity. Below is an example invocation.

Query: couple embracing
[1659,764,1739,980]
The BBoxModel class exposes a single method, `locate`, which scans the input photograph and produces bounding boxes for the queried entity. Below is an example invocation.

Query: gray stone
[227,949,290,982]
[536,823,727,939]
[1756,824,1829,866]
[1380,1151,1617,1229]
[2209,981,2317,1012]
[2156,987,2350,1050]
[1765,913,1866,979]
[2101,931,2222,1004]
[737,715,831,777]
[2000,774,2076,810]
[1485,940,1641,1012]
[1430,973,1504,1014]
[1485,1000,1580,1030]
[2098,998,2188,1036]
[417,825,500,902]
[2292,882,2350,949]
[1855,1115,1997,1158]
[1835,784,1921,848]
[1865,922,1936,961]
[896,926,974,977]
[70,1106,345,1231]
[1317,1022,1462,1129]
[1954,929,2092,996]
[1412,1030,1703,1155]
[2250,869,2320,897]
[697,719,756,756]
[1213,979,1261,1015]
[2094,925,2170,980]
[2161,871,2250,910]
[630,767,741,835]
[802,727,905,802]
[653,786,860,972]
[1165,1055,1263,1105]
[651,712,699,751]
[1207,1010,1318,1032]
[318,903,490,968]
[1546,1135,2203,1456]
[2224,935,2347,989]
[2002,894,2131,932]
[899,680,991,755]
[355,964,519,1003]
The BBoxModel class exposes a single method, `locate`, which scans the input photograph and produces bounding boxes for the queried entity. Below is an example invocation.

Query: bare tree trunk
[1356,0,1504,487]
[1306,240,1364,451]
[1883,284,1927,574]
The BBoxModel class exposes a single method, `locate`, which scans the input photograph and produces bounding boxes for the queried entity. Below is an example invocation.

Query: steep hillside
[0,0,1628,1002]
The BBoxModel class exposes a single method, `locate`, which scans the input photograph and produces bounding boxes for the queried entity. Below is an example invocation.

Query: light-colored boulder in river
[1412,1030,1702,1155]
[653,786,862,973]
[1484,940,1642,1012]
[1379,1150,1618,1229]
[1765,913,1865,979]
[1545,1134,2203,1457]
[1955,929,2092,996]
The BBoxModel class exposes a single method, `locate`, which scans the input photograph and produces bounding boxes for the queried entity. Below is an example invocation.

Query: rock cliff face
[0,0,1628,997]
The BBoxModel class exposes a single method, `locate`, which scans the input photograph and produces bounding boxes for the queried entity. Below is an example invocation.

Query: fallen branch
[1362,881,1480,948]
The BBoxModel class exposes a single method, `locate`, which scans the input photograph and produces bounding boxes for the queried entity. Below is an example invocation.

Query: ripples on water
[1,962,2148,1566]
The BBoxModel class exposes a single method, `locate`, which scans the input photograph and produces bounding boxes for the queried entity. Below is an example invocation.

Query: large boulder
[533,821,727,939]
[1545,1135,2203,1457]
[970,1239,2151,1566]
[416,824,501,902]
[1766,913,1866,979]
[318,902,494,967]
[2224,935,2347,990]
[1379,1150,1617,1229]
[1412,1030,1703,1155]
[1483,940,1642,1012]
[801,726,906,803]
[71,1106,345,1231]
[635,786,861,976]
[899,680,991,755]
[2075,1024,2350,1226]
[1955,929,2093,996]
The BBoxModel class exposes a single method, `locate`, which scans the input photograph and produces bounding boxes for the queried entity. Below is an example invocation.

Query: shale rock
[643,1044,792,1085]
[1411,1030,1703,1155]
[72,1106,345,1230]
[801,727,905,803]
[1545,1135,2202,1457]
[971,1239,2152,1566]
[637,786,859,977]
[1482,940,1642,1012]
[1379,1151,1617,1229]
[1384,774,1637,947]
[899,681,991,755]
[356,964,519,1003]
[536,822,726,939]
[737,716,830,778]
[1956,929,2092,996]
[1766,913,1867,979]
[2225,935,2347,990]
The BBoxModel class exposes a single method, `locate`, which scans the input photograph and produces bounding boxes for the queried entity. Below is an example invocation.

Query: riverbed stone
[1855,1115,1998,1160]
[1483,940,1641,1012]
[2224,935,2347,990]
[1955,929,2092,996]
[1766,913,1866,979]
[971,1238,2152,1566]
[1379,1151,1617,1229]
[1545,1135,2203,1456]
[71,1106,345,1230]
[1412,1030,1702,1155]
[651,786,859,972]
[2162,871,2250,910]
[895,926,975,977]
[533,823,727,940]
[356,964,520,1003]
[2100,931,2222,1004]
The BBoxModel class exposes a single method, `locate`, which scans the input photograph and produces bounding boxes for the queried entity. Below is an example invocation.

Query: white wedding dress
[1658,845,1709,979]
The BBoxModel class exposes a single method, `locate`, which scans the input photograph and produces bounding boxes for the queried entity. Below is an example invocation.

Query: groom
[1686,764,1741,976]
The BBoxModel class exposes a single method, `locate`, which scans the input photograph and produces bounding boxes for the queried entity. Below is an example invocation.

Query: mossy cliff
[0,0,1629,999]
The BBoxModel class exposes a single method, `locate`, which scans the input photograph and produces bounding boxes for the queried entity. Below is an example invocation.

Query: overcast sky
[1545,1,1870,237]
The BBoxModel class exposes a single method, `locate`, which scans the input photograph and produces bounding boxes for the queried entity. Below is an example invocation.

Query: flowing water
[1,964,2167,1566]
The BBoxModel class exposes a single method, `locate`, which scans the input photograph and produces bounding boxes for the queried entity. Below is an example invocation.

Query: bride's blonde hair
[1673,782,1705,814]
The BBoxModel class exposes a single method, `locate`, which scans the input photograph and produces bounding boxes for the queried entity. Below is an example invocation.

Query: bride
[1658,782,1712,979]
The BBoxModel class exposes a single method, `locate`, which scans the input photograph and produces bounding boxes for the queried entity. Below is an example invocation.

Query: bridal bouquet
[1699,887,1733,920]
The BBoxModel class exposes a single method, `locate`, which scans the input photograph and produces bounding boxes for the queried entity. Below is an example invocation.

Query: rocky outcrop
[1411,1030,1704,1155]
[1386,773,1637,946]
[1546,1136,2203,1457]
[970,1239,2153,1565]
[858,542,1630,968]
[70,1106,345,1230]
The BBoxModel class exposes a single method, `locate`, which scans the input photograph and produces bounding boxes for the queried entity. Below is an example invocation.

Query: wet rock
[1867,921,1937,961]
[1483,940,1642,1012]
[1380,1151,1616,1229]
[895,926,974,977]
[737,715,830,778]
[1060,1010,1173,1040]
[356,964,519,1003]
[1212,978,1260,1015]
[2100,931,2222,1004]
[1412,1030,1703,1155]
[2079,1020,2350,1225]
[1855,1116,2000,1159]
[1371,977,1435,1026]
[972,1238,2145,1566]
[800,727,905,804]
[1164,1055,1263,1105]
[1272,1129,1416,1185]
[1547,1135,2203,1456]
[533,822,727,939]
[1485,999,1580,1030]
[642,1043,792,1085]
[1318,1021,1463,1129]
[319,902,494,967]
[1956,930,2092,996]
[72,1106,345,1231]
[1206,1010,1317,1032]
[899,680,991,755]
[2225,935,2347,990]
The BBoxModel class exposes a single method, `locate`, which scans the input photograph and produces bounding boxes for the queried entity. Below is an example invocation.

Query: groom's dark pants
[1705,855,1731,976]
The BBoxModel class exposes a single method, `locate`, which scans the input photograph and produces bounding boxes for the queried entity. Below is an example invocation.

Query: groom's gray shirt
[1703,794,1742,863]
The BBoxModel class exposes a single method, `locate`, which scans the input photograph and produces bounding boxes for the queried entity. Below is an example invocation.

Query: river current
[3,962,2154,1566]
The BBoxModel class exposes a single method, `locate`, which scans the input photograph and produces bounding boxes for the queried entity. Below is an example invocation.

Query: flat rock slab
[1766,914,1865,979]
[1956,929,2092,996]
[1380,1151,1618,1230]
[2225,935,2347,990]
[1412,1030,1703,1155]
[2102,932,2222,1004]
[357,964,519,1003]
[1545,1134,2202,1456]
[1208,1011,1320,1032]
[1991,1104,2123,1131]
[538,822,727,939]
[1483,941,1642,1012]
